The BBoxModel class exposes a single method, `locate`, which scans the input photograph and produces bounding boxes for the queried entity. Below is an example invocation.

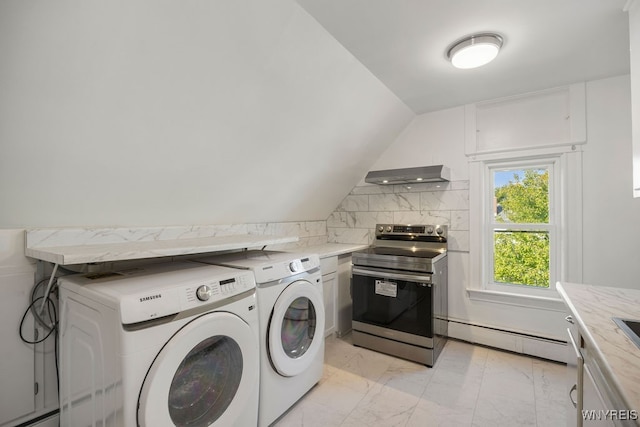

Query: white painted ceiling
[297,0,631,114]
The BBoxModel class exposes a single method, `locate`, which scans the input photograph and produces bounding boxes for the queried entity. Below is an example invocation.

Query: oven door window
[352,273,433,338]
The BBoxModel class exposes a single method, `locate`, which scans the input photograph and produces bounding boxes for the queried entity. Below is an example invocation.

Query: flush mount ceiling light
[447,33,503,69]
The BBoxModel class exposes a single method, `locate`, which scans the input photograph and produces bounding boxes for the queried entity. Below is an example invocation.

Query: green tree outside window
[493,169,550,288]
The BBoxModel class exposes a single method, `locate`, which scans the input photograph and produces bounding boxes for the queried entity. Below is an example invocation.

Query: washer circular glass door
[138,311,258,427]
[268,279,325,377]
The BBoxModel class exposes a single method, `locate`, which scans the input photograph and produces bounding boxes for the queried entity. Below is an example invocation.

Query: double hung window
[485,158,558,294]
[468,147,581,308]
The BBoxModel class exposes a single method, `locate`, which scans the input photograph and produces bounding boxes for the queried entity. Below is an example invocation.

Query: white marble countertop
[558,282,640,413]
[25,234,298,265]
[289,243,369,259]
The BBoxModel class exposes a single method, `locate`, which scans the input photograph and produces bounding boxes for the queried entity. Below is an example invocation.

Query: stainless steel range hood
[365,165,450,185]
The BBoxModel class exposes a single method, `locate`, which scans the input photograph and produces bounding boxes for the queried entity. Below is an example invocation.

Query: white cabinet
[566,322,582,427]
[322,272,337,337]
[335,255,353,337]
[319,254,354,338]
[565,316,626,427]
[583,363,614,427]
[464,83,586,157]
[320,256,338,337]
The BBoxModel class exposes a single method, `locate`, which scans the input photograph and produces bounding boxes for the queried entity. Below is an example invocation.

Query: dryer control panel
[253,254,320,283]
[119,270,256,325]
[194,251,321,284]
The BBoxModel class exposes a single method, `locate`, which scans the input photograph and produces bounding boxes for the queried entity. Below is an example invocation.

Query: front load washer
[195,251,325,427]
[58,261,260,427]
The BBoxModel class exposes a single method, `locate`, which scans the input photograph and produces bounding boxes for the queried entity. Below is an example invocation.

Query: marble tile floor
[274,334,566,427]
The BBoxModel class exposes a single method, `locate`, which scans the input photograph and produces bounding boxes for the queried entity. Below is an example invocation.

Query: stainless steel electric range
[351,224,448,366]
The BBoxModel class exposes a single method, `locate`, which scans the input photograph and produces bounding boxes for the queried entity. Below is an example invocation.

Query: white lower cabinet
[566,316,629,427]
[335,255,352,336]
[582,363,614,426]
[320,256,338,337]
[319,254,354,338]
[322,271,337,337]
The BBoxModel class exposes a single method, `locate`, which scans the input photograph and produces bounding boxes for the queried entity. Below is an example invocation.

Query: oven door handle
[352,267,432,283]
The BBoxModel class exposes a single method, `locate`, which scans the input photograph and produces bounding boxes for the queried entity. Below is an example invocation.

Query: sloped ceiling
[0,0,413,228]
[297,0,630,114]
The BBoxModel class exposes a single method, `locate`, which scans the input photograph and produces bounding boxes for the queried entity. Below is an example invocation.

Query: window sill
[466,288,567,312]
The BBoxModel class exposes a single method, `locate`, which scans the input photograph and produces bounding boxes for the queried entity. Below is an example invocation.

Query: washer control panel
[191,273,254,301]
[288,259,303,273]
[120,269,256,325]
[196,284,212,301]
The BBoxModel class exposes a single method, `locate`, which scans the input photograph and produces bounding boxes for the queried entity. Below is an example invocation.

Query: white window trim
[468,145,583,311]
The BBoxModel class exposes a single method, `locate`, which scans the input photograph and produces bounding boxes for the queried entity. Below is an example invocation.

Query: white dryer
[195,251,325,427]
[58,261,260,427]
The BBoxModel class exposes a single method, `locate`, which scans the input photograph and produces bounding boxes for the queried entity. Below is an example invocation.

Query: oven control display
[375,280,398,298]
[392,225,425,233]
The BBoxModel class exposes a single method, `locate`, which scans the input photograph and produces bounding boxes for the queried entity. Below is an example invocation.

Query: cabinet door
[322,272,336,337]
[336,255,353,336]
[582,363,615,426]
[566,325,583,427]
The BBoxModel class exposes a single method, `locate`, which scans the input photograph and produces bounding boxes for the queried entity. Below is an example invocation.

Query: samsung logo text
[140,294,162,302]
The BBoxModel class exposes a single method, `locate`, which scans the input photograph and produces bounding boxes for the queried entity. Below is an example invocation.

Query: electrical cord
[19,296,57,344]
[19,276,60,401]
[20,278,58,341]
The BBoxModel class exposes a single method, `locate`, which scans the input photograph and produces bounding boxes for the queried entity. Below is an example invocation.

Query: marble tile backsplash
[327,181,470,252]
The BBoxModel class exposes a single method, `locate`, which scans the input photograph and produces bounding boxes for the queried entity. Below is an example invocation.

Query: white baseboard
[448,320,567,363]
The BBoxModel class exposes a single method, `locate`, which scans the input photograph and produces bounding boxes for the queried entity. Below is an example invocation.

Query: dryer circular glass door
[268,279,325,377]
[138,311,258,427]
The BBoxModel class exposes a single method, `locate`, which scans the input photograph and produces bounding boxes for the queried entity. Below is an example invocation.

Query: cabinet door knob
[565,315,574,324]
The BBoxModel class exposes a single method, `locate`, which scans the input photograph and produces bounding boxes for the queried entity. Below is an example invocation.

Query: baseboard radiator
[447,319,567,363]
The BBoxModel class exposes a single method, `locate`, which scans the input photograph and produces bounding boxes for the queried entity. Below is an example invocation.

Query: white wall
[367,106,469,182]
[330,74,639,345]
[0,0,413,228]
[582,75,640,288]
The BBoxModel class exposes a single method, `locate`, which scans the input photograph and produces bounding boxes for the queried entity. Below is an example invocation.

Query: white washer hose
[38,263,59,316]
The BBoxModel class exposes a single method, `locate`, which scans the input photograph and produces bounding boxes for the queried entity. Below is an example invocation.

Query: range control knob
[386,226,392,232]
[426,226,434,234]
[436,227,444,235]
[196,285,212,301]
[378,225,384,232]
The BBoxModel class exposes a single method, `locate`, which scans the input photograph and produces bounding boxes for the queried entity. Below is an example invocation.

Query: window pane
[493,230,549,287]
[493,168,549,224]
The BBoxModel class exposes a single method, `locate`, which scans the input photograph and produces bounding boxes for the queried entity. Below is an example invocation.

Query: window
[468,146,582,308]
[486,160,557,294]
[465,85,585,309]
